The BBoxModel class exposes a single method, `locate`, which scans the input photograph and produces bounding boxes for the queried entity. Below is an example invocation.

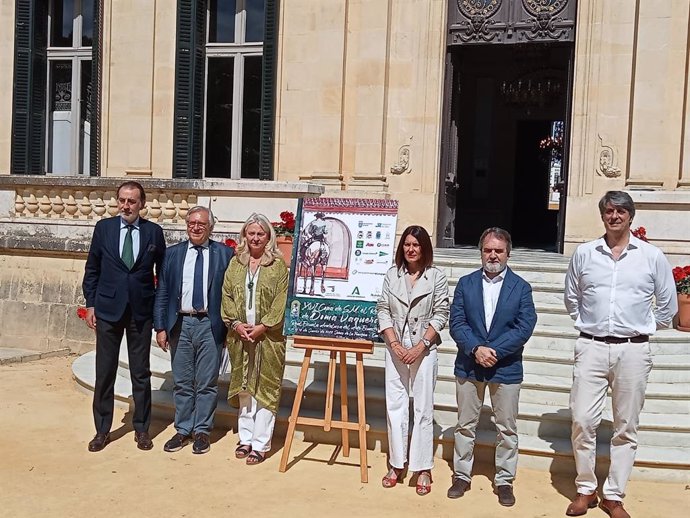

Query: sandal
[246,451,266,465]
[415,471,432,496]
[235,444,252,459]
[382,467,403,488]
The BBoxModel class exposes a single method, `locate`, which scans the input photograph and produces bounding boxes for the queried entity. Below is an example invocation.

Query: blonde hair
[235,213,282,266]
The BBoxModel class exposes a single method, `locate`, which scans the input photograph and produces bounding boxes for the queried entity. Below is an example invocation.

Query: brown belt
[579,332,649,344]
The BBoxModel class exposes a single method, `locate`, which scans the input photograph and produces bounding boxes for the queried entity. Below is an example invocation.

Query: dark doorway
[446,43,572,251]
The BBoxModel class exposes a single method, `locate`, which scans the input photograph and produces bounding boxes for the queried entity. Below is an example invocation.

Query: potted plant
[673,265,690,331]
[272,211,296,261]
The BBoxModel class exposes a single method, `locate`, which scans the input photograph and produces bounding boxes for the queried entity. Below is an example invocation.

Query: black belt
[579,332,649,344]
[179,311,208,318]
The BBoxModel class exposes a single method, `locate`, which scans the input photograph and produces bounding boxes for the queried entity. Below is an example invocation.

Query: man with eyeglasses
[82,181,166,452]
[153,206,234,454]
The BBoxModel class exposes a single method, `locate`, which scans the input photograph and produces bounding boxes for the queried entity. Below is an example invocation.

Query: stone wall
[565,0,690,261]
[0,254,93,353]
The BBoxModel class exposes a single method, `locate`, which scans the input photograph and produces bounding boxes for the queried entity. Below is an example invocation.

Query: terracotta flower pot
[276,236,294,264]
[678,293,690,332]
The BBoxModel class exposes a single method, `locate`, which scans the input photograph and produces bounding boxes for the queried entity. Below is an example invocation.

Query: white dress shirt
[482,270,505,331]
[564,235,678,337]
[118,217,140,260]
[180,240,210,312]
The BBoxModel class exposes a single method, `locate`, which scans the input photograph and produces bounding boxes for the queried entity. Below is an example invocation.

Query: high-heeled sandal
[381,467,404,488]
[415,471,432,496]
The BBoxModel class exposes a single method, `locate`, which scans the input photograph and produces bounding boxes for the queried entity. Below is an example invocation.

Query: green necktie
[122,225,135,269]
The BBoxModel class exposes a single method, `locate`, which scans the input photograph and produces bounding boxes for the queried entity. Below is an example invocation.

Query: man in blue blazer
[447,227,537,507]
[153,206,234,454]
[82,181,166,452]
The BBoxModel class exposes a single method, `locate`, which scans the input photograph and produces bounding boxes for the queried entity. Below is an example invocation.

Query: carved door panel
[448,0,577,45]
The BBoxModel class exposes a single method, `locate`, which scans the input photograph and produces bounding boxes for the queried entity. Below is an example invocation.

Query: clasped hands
[390,341,426,365]
[474,345,498,368]
[233,322,266,343]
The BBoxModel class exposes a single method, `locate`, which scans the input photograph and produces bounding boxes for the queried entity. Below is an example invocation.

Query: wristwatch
[422,338,431,348]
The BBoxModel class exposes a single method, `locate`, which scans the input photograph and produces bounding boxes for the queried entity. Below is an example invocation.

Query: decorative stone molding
[596,135,622,178]
[390,139,412,175]
[13,188,197,222]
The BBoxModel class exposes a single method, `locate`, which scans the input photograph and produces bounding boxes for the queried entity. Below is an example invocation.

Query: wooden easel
[278,335,374,482]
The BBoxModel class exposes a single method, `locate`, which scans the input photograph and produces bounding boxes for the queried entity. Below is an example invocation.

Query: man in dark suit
[82,181,166,452]
[153,206,234,454]
[447,227,537,507]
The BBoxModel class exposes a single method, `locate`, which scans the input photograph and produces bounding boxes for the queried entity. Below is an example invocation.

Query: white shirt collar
[120,216,140,229]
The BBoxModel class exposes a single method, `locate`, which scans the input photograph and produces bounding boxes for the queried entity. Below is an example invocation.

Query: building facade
[1,0,689,350]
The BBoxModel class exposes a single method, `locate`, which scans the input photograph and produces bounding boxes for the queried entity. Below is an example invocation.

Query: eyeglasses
[187,222,209,229]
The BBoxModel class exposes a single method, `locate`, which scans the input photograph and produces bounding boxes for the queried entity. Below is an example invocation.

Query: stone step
[71,351,690,480]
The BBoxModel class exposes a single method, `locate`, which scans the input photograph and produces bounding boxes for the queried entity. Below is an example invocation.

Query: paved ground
[0,355,687,517]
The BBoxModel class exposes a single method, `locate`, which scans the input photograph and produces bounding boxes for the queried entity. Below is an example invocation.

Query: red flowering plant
[631,226,648,242]
[673,265,690,295]
[76,307,88,320]
[272,211,296,238]
[224,238,238,250]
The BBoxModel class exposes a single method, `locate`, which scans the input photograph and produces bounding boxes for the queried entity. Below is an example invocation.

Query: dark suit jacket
[83,216,166,323]
[153,239,234,345]
[450,267,537,384]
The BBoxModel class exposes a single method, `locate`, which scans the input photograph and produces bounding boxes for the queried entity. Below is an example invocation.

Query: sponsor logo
[357,231,363,239]
[356,240,364,248]
[366,243,375,247]
[366,231,373,239]
[354,250,362,256]
[351,287,361,295]
[378,251,389,256]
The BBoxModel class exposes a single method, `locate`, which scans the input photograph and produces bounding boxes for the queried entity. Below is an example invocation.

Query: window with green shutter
[173,0,277,180]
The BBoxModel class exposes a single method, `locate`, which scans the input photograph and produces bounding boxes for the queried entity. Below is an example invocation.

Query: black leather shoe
[163,433,192,452]
[495,485,516,507]
[88,433,110,452]
[447,477,471,499]
[134,431,153,451]
[192,433,210,454]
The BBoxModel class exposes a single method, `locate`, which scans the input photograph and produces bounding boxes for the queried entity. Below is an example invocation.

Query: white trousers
[570,337,652,501]
[384,346,438,472]
[238,392,276,453]
[453,378,521,486]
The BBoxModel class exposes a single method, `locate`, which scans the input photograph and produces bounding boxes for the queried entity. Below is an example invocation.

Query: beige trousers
[570,336,652,501]
[453,378,521,487]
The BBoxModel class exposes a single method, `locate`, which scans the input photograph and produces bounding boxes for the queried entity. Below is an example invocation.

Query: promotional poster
[283,197,399,341]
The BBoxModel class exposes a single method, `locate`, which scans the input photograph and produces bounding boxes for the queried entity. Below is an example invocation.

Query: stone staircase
[72,248,690,482]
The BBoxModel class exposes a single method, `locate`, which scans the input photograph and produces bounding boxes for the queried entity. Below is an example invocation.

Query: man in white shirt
[448,228,537,507]
[564,191,677,518]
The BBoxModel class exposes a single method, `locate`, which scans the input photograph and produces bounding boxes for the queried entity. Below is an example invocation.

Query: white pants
[570,337,652,501]
[453,378,521,486]
[384,346,438,472]
[238,392,276,453]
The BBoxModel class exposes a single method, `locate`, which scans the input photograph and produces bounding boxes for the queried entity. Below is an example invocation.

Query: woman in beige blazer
[376,225,450,496]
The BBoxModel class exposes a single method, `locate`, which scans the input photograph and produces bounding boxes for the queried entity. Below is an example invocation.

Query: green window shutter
[90,0,103,176]
[259,0,278,181]
[11,0,48,175]
[173,0,207,179]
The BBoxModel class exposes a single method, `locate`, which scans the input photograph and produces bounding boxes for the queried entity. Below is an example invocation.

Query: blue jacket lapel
[470,269,488,335]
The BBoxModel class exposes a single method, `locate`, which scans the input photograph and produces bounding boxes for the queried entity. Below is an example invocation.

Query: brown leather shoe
[447,477,471,499]
[566,493,599,516]
[134,431,153,451]
[599,499,630,518]
[495,485,516,507]
[88,433,110,452]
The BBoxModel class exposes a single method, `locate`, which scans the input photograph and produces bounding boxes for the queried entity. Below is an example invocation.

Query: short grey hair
[478,227,512,255]
[185,205,215,230]
[598,191,635,220]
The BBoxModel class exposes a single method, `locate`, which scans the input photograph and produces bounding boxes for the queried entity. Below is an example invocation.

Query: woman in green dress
[221,213,289,465]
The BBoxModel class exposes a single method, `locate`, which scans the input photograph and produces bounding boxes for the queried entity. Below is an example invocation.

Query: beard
[483,261,507,274]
